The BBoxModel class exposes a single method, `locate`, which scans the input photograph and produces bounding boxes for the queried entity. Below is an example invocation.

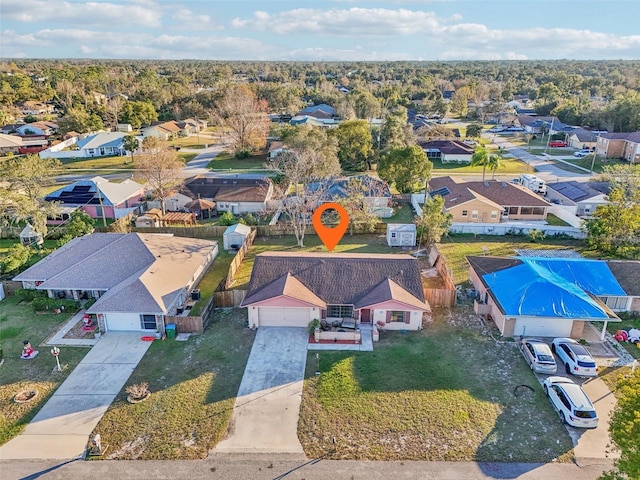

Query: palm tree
[487,154,503,179]
[470,146,489,181]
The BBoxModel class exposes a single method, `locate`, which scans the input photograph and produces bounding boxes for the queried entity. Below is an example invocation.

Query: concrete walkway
[213,327,308,454]
[43,310,99,347]
[0,332,152,460]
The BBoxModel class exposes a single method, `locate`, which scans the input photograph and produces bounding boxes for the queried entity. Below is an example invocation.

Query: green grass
[0,239,63,272]
[0,296,88,445]
[231,234,404,290]
[299,307,574,462]
[91,308,255,459]
[190,247,236,316]
[381,202,416,224]
[545,213,571,227]
[207,151,270,171]
[58,155,134,170]
[436,236,586,285]
[606,314,640,360]
[431,158,533,175]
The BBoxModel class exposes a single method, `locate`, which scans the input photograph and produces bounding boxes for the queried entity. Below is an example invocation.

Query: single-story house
[268,141,288,160]
[596,131,640,163]
[146,192,193,212]
[13,233,218,332]
[387,224,416,247]
[515,116,571,135]
[140,121,183,140]
[467,256,623,338]
[297,104,336,118]
[428,176,550,223]
[0,133,23,154]
[290,115,340,128]
[223,223,252,251]
[545,181,610,217]
[420,140,474,164]
[14,121,57,136]
[241,252,430,330]
[566,128,599,150]
[45,176,145,220]
[307,175,392,217]
[39,132,127,159]
[17,101,55,116]
[604,260,640,313]
[183,175,275,214]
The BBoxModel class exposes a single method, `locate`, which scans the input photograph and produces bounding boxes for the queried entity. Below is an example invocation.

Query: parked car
[519,338,557,374]
[573,149,592,157]
[551,338,598,377]
[543,376,599,428]
[548,140,568,147]
[506,126,525,132]
[488,127,504,133]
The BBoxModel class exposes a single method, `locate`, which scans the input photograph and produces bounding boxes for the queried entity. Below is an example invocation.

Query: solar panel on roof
[430,187,450,197]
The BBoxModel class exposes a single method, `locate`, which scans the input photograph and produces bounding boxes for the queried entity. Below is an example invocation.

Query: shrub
[528,229,545,242]
[14,288,42,302]
[125,382,150,400]
[234,149,250,159]
[308,319,320,335]
[242,213,258,226]
[219,211,236,226]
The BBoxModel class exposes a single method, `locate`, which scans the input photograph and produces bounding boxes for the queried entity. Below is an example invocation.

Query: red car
[548,140,568,147]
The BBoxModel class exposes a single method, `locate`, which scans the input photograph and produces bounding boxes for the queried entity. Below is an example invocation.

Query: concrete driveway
[0,332,151,460]
[213,327,308,454]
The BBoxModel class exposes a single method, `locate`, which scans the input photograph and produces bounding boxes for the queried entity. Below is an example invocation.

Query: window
[389,311,406,323]
[520,207,533,215]
[471,210,478,219]
[327,305,354,318]
[602,296,627,310]
[461,210,468,217]
[508,206,519,215]
[532,207,545,216]
[140,315,157,330]
[391,232,396,238]
[490,210,498,219]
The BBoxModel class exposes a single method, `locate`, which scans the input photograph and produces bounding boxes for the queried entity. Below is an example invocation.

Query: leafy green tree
[380,107,414,151]
[331,120,374,171]
[416,195,452,250]
[123,135,139,163]
[120,100,158,129]
[487,153,503,179]
[378,145,432,193]
[466,123,483,138]
[471,146,502,182]
[66,210,95,238]
[57,106,104,134]
[0,243,32,274]
[335,177,382,236]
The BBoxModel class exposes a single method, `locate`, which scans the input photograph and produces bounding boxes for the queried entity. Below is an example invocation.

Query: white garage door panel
[105,312,142,331]
[259,307,310,327]
[514,318,572,337]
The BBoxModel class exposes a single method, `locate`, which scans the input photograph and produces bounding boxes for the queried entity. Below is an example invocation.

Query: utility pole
[96,184,107,228]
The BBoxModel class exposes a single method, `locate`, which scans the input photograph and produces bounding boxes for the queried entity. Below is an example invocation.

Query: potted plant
[308,319,321,342]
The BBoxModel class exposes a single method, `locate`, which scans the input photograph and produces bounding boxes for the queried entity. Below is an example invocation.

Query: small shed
[19,223,43,247]
[135,208,163,228]
[185,198,216,220]
[387,223,416,247]
[223,223,252,251]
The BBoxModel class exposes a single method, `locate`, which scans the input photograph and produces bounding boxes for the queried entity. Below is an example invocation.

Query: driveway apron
[0,332,151,460]
[213,327,308,454]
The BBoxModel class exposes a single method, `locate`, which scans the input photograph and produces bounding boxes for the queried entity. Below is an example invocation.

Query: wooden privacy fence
[225,229,257,289]
[166,315,204,334]
[212,289,247,308]
[423,245,457,308]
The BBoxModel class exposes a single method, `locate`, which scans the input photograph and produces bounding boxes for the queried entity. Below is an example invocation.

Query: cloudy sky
[2,0,639,61]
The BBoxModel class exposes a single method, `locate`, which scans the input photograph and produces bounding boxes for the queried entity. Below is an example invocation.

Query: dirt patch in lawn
[299,306,574,463]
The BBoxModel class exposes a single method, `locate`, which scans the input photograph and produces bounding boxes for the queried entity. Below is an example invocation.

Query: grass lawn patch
[431,158,532,175]
[299,307,574,462]
[381,202,416,224]
[190,248,236,316]
[178,152,198,163]
[59,155,134,171]
[606,314,640,361]
[0,296,88,445]
[91,308,255,460]
[207,151,269,171]
[437,236,585,285]
[545,213,571,227]
[231,234,402,290]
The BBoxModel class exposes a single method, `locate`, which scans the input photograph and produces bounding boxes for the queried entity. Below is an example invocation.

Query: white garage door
[514,318,573,337]
[105,312,143,331]
[258,307,311,327]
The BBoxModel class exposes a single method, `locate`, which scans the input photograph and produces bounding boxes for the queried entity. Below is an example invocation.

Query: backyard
[0,296,88,445]
[89,308,254,459]
[298,306,575,462]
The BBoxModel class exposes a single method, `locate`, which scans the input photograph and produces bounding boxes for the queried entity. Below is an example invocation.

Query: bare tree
[270,126,341,246]
[135,137,184,216]
[335,177,384,236]
[214,85,270,155]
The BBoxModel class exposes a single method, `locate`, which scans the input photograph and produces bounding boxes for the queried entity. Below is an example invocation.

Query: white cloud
[171,8,222,31]
[1,0,163,28]
[283,47,412,61]
[232,8,439,36]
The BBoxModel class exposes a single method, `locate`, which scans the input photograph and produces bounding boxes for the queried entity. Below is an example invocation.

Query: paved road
[0,456,613,480]
[0,333,151,461]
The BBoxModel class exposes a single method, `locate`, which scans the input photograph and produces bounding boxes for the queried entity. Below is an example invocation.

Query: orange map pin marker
[312,202,349,252]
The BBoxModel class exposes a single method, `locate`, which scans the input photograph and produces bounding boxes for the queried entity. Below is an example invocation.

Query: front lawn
[606,313,640,360]
[299,307,574,462]
[431,157,533,175]
[207,151,270,171]
[0,296,88,445]
[91,308,254,459]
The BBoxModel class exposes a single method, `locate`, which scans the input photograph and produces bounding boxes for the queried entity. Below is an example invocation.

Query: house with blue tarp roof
[467,256,624,339]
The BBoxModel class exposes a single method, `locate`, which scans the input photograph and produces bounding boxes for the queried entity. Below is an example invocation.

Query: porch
[308,324,374,352]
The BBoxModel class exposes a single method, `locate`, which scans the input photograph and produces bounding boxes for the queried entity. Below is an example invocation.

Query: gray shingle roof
[242,252,428,310]
[606,260,640,296]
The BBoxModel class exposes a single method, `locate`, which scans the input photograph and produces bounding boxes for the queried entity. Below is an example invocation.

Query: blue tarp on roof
[483,258,625,319]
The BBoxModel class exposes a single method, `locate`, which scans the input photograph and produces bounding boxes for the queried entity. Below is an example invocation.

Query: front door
[360,309,371,324]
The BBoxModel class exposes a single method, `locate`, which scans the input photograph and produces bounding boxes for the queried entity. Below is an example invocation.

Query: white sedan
[543,376,598,428]
[551,338,598,377]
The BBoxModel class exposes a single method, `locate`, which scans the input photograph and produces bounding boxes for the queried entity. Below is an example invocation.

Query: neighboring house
[387,224,416,247]
[116,123,133,133]
[467,256,623,338]
[515,116,571,135]
[297,104,336,118]
[1,124,25,134]
[223,223,252,250]
[605,260,640,313]
[420,140,474,164]
[290,115,340,128]
[13,233,218,333]
[177,118,203,135]
[596,132,640,163]
[14,121,57,136]
[146,192,193,212]
[268,141,288,160]
[39,132,127,159]
[307,175,392,217]
[241,252,430,329]
[140,121,183,140]
[428,176,550,223]
[183,175,275,214]
[45,176,145,220]
[545,181,610,217]
[17,101,55,116]
[0,133,23,154]
[566,128,599,150]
